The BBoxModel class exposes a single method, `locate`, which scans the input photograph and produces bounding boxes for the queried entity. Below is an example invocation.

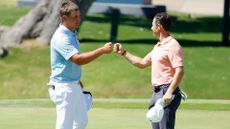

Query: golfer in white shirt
[48,1,113,129]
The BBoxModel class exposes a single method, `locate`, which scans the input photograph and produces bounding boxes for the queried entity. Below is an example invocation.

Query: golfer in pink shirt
[114,12,184,129]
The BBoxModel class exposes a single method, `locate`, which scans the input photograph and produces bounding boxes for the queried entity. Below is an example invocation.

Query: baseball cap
[146,98,165,123]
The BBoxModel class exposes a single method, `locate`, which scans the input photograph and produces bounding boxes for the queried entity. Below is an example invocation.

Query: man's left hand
[163,92,173,104]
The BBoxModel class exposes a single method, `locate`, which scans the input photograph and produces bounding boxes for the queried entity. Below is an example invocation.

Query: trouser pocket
[48,86,56,103]
[48,85,66,105]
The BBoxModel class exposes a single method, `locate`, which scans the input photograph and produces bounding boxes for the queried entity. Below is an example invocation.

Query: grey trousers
[148,84,181,129]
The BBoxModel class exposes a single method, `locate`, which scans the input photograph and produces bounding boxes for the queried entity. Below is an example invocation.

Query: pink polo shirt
[144,36,184,86]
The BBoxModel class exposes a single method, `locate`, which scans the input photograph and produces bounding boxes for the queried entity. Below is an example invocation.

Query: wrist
[166,87,174,94]
[121,50,127,56]
[98,47,105,54]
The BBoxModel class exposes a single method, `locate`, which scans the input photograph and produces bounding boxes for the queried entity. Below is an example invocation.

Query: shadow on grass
[171,16,223,33]
[83,14,225,47]
[80,38,222,47]
[85,15,223,33]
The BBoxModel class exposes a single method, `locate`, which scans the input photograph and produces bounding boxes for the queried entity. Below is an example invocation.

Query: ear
[159,24,164,31]
[61,15,68,22]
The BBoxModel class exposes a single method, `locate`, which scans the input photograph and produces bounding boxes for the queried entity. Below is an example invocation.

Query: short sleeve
[168,45,184,68]
[54,37,79,60]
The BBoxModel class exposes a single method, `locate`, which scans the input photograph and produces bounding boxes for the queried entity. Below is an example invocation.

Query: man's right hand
[101,42,113,54]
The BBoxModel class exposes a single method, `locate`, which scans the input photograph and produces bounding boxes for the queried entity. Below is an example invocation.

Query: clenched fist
[101,42,113,54]
[114,43,126,55]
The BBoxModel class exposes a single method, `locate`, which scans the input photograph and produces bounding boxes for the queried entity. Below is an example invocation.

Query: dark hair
[154,12,172,31]
[60,0,79,17]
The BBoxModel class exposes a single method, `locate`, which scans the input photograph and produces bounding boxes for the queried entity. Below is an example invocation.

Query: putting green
[0,107,229,129]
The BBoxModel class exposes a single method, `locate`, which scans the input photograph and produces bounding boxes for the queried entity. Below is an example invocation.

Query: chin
[153,32,159,37]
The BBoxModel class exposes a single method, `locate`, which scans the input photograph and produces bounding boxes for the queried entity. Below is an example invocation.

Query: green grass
[0,106,229,129]
[182,47,230,99]
[1,98,230,110]
[0,46,50,98]
[80,14,223,45]
[0,0,31,26]
[0,2,229,129]
[0,4,230,99]
[0,99,230,129]
[1,45,230,99]
[0,0,17,6]
[0,5,31,26]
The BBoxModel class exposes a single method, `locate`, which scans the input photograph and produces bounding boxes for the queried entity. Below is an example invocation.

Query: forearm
[123,51,147,68]
[167,67,184,94]
[71,48,104,65]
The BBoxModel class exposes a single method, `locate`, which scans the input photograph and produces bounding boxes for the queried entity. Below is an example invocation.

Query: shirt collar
[157,36,173,46]
[59,24,77,37]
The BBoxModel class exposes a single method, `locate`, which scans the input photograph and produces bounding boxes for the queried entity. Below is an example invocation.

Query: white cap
[146,98,164,123]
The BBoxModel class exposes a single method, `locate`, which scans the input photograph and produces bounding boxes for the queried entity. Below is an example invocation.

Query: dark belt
[153,83,170,92]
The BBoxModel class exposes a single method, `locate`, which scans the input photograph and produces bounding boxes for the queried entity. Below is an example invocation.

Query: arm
[123,51,151,69]
[70,42,112,65]
[114,43,151,69]
[163,66,184,104]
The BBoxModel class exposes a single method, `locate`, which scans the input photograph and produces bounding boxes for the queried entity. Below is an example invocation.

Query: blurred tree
[0,0,95,46]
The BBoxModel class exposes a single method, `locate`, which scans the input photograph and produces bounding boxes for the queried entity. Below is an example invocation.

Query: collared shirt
[144,36,184,86]
[50,24,81,83]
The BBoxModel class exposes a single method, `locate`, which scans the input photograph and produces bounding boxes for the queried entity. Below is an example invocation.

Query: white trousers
[48,81,88,129]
